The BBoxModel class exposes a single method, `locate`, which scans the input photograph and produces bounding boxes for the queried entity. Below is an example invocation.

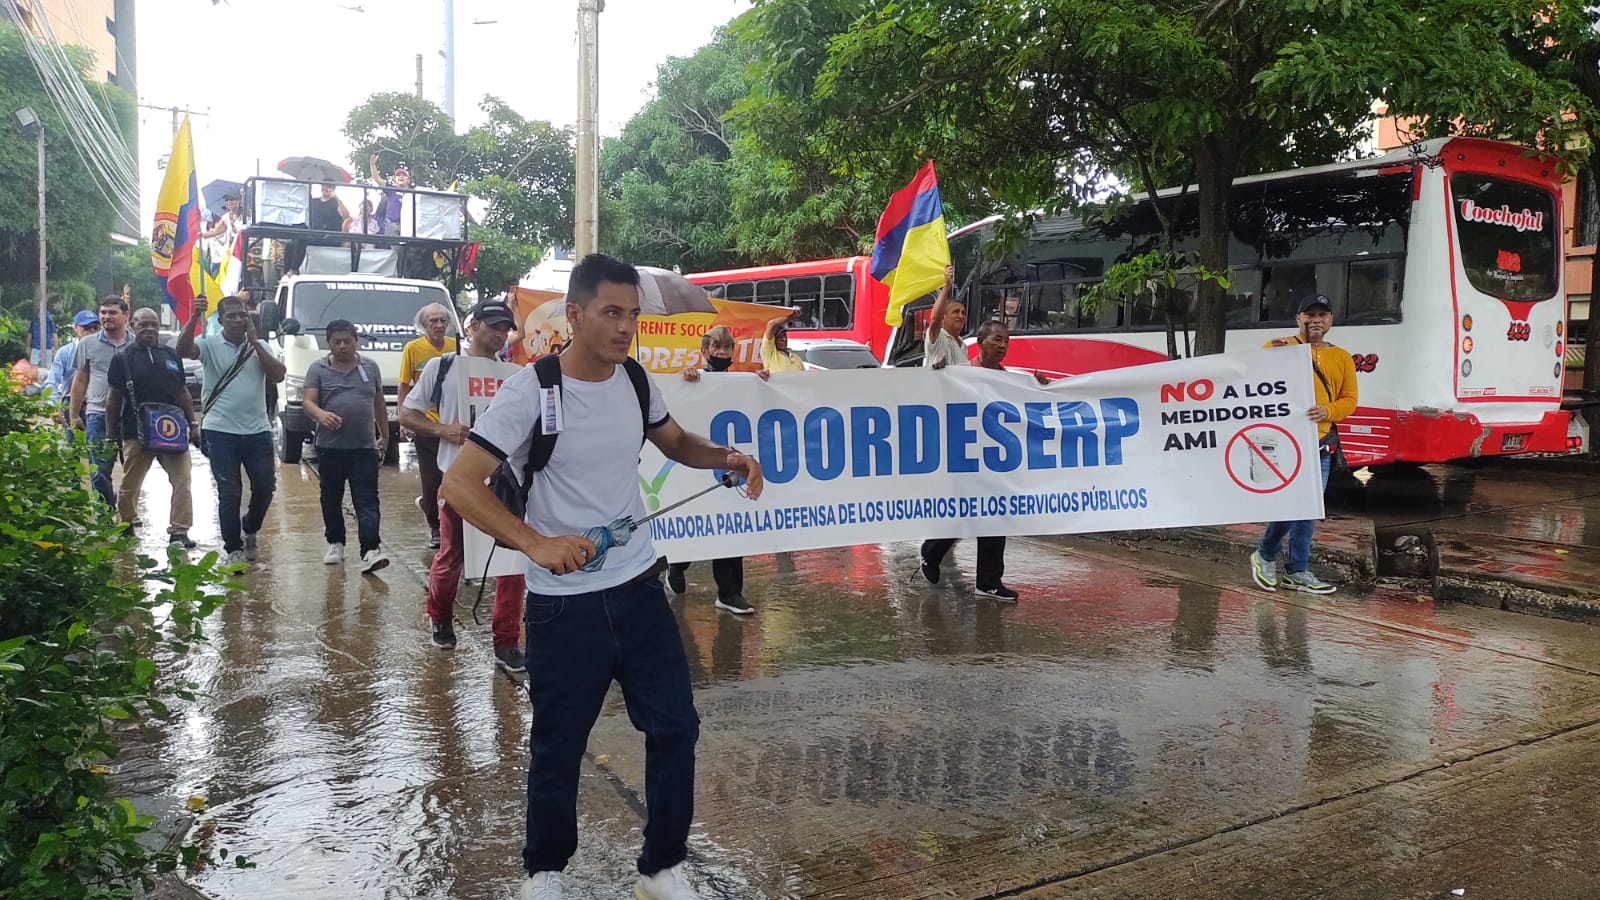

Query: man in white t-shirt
[400,299,526,672]
[922,265,965,368]
[442,255,763,900]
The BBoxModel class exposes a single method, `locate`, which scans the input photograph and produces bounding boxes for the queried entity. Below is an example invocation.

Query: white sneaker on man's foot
[520,870,563,900]
[322,543,344,565]
[635,863,699,899]
[360,549,389,574]
[243,531,259,561]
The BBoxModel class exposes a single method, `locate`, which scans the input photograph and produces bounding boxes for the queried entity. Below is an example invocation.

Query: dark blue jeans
[1259,452,1334,573]
[204,430,276,553]
[84,412,116,507]
[316,447,381,553]
[522,573,699,877]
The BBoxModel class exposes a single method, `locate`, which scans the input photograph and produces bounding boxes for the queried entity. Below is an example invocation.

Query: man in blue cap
[41,310,101,423]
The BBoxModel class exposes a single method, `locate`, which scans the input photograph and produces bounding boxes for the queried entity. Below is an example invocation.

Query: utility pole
[34,118,46,365]
[443,0,456,123]
[575,0,602,257]
[415,53,424,99]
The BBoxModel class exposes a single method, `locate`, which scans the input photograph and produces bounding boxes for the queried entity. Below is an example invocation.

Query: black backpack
[488,354,653,526]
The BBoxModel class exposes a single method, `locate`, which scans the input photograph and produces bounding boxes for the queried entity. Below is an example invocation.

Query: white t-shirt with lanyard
[468,363,671,596]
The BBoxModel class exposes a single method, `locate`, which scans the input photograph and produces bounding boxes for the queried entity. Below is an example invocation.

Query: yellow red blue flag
[151,116,201,321]
[870,161,950,327]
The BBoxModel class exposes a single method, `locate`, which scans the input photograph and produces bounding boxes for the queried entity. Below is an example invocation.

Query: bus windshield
[1450,174,1558,302]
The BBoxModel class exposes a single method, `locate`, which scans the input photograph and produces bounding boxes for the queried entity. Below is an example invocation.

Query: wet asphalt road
[114,448,1600,899]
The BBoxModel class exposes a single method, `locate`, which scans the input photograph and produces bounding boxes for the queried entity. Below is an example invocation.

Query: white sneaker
[634,863,699,899]
[322,543,344,565]
[360,549,389,574]
[520,871,563,900]
[226,549,248,567]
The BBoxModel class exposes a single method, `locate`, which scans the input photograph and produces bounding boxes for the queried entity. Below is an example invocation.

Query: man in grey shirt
[302,319,389,573]
[69,295,134,507]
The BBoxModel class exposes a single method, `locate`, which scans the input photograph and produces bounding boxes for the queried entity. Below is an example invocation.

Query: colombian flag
[151,116,202,321]
[869,161,950,327]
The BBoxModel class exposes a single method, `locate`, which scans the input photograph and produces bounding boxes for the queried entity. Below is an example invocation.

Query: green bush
[0,379,240,897]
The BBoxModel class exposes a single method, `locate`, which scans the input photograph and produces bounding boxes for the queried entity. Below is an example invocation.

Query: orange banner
[507,286,789,373]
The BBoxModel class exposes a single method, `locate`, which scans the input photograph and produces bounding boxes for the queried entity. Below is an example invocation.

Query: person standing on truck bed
[398,302,458,549]
[303,319,390,575]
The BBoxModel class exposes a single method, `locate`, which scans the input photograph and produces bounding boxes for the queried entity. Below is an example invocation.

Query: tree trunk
[1191,141,1236,356]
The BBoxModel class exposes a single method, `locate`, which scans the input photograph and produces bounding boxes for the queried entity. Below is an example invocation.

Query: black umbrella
[276,156,352,183]
[201,179,244,215]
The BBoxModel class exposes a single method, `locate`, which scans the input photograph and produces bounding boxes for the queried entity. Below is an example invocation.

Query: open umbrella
[201,178,244,214]
[276,156,352,183]
[636,267,716,315]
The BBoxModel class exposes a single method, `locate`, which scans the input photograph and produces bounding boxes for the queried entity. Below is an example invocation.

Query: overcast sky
[124,0,748,230]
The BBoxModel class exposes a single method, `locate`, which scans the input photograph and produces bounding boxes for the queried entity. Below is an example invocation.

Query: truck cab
[259,275,460,463]
[241,174,471,464]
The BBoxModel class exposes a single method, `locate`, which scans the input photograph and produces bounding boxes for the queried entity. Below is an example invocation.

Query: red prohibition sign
[1224,423,1303,494]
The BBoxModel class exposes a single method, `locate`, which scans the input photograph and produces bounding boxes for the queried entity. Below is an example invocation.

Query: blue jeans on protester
[316,447,381,554]
[1258,452,1334,574]
[83,412,116,507]
[522,572,699,877]
[204,430,276,553]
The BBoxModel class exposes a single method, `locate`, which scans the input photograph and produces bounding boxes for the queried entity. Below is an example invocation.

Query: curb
[1074,520,1600,625]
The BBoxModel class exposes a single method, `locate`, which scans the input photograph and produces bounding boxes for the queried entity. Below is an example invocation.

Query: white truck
[242,173,471,464]
[258,274,461,464]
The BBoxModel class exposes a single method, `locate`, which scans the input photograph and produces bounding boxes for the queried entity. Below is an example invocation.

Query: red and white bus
[685,257,894,356]
[694,137,1582,466]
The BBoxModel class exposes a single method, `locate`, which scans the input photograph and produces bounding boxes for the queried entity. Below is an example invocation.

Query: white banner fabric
[461,346,1323,570]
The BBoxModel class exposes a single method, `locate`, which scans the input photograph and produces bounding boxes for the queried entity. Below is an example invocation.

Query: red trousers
[428,500,525,652]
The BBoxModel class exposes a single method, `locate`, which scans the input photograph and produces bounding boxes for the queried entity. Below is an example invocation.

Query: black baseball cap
[1298,294,1333,314]
[467,299,516,327]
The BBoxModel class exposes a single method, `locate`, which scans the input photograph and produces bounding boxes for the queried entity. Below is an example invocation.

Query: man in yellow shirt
[758,313,806,373]
[1250,294,1358,595]
[397,302,457,548]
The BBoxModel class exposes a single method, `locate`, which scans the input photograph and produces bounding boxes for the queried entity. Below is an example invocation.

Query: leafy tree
[461,97,575,251]
[0,21,133,324]
[733,0,1417,354]
[601,33,749,270]
[343,92,469,189]
[111,242,166,312]
[465,223,538,298]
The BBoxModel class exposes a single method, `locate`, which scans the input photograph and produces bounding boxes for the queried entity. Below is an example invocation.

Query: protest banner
[460,346,1323,571]
[506,280,789,373]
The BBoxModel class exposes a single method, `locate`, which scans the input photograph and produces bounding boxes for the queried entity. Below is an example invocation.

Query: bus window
[1345,258,1405,324]
[1260,171,1411,261]
[1449,174,1558,302]
[723,282,755,302]
[756,279,788,305]
[701,283,725,299]
[822,273,854,328]
[1262,263,1318,321]
[788,276,823,328]
[1225,268,1263,327]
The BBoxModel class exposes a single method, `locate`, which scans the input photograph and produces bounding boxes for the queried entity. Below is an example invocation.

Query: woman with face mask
[667,326,767,614]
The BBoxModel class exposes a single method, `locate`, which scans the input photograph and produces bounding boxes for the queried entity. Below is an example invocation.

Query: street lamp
[13,107,46,367]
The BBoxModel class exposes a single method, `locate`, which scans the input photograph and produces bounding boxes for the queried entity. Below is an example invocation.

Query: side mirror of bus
[258,300,282,335]
[280,318,302,337]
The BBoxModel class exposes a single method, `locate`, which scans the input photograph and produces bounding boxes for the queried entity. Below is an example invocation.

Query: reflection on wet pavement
[115,451,1600,898]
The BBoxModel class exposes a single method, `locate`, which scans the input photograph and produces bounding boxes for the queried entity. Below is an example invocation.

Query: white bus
[890,137,1581,466]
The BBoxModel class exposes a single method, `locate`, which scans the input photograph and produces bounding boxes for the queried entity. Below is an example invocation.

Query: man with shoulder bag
[178,295,288,565]
[105,308,199,548]
[1250,295,1359,595]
